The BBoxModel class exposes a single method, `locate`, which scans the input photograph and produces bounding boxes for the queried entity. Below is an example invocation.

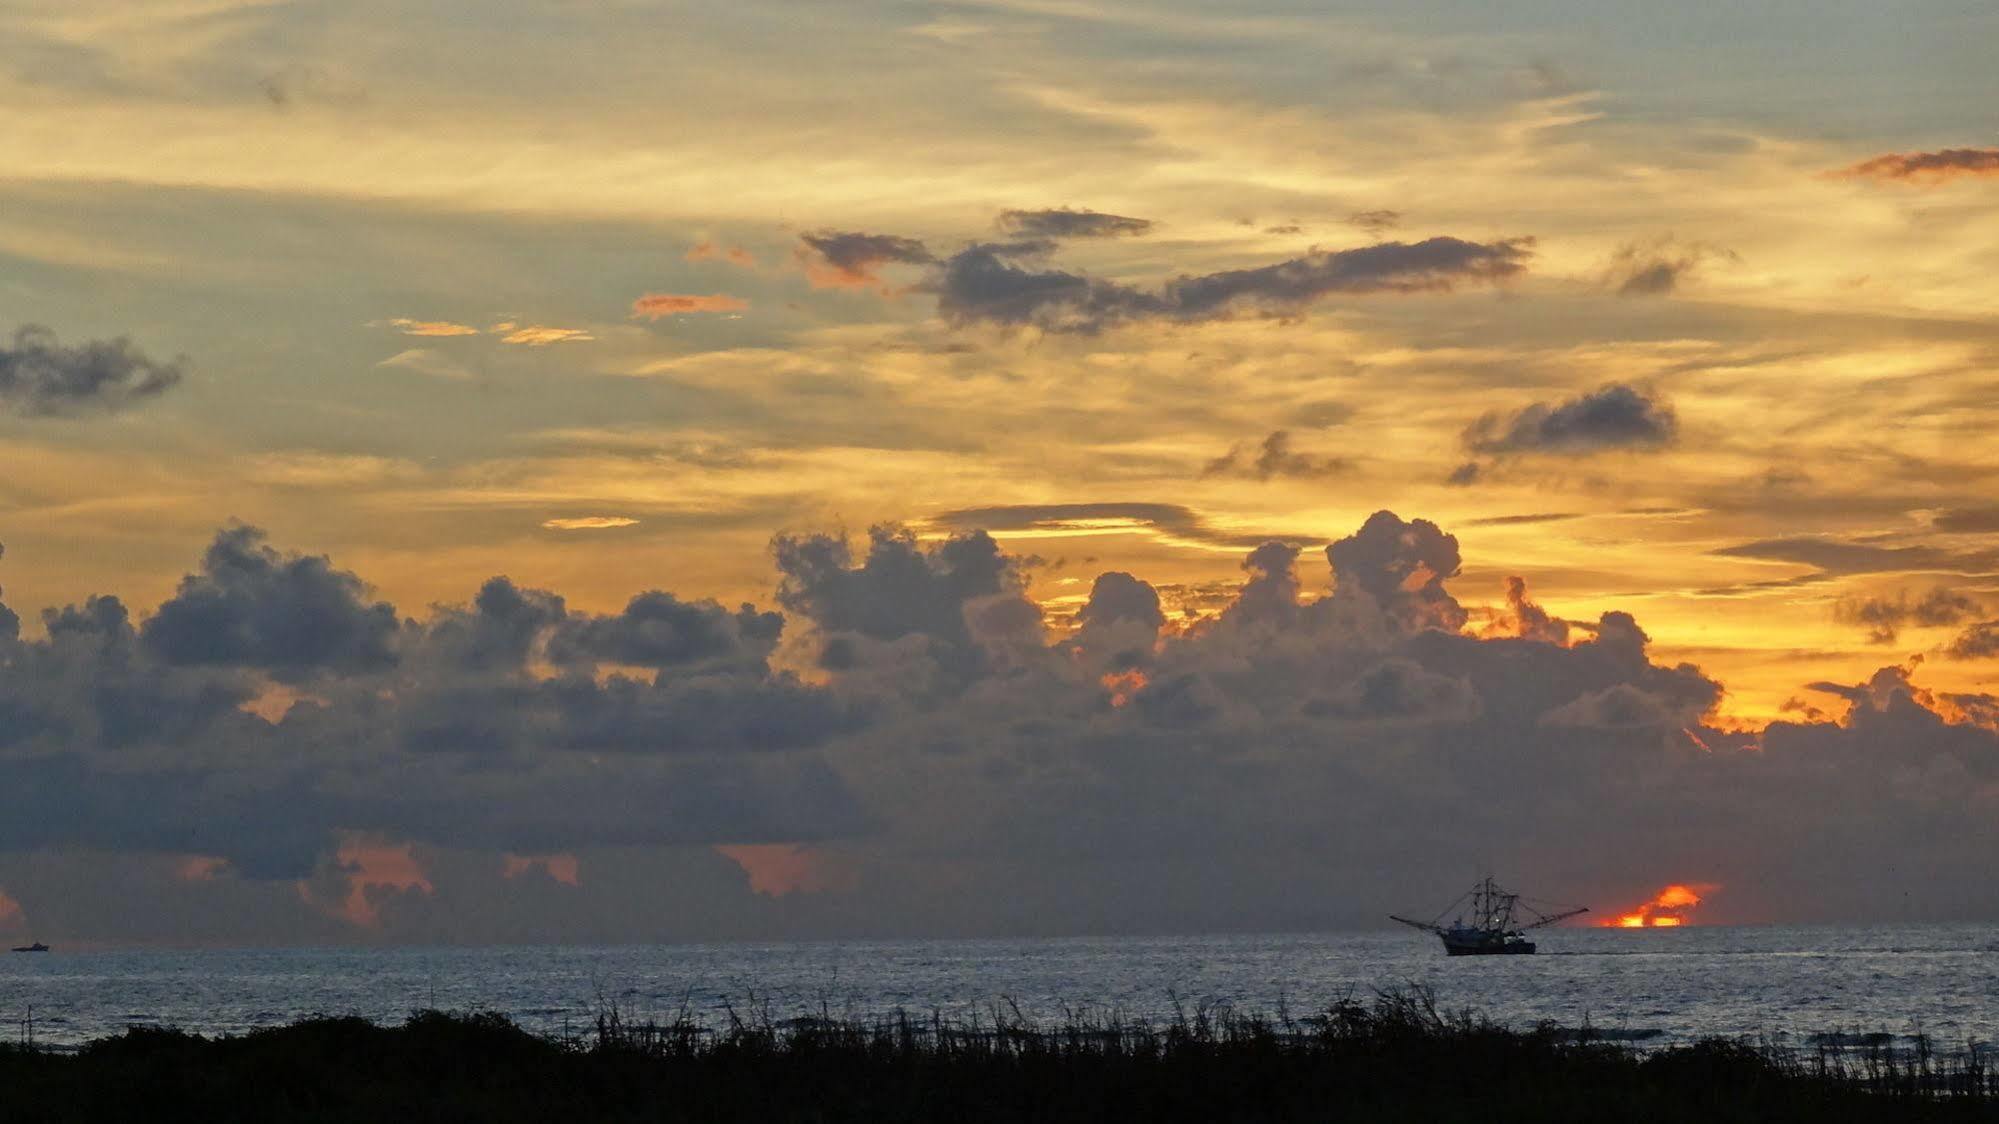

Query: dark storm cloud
[1326,510,1466,633]
[550,592,782,670]
[1202,430,1349,480]
[11,509,1999,944]
[141,526,399,680]
[1463,384,1677,456]
[0,325,183,416]
[998,208,1154,239]
[420,577,566,673]
[1833,588,1980,644]
[0,526,864,890]
[1839,147,1999,183]
[1304,658,1477,721]
[935,236,1532,333]
[772,524,1014,649]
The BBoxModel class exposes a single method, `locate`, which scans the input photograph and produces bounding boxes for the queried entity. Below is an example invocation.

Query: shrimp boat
[1391,877,1587,956]
[10,941,49,953]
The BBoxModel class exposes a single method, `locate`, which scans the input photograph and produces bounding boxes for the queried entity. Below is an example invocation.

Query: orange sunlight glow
[715,844,854,897]
[502,852,581,886]
[1101,669,1148,708]
[1604,882,1717,928]
[330,838,434,927]
[174,855,230,882]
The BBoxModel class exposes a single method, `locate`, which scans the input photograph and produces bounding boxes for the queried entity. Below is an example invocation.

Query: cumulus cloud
[1463,384,1677,457]
[796,231,936,289]
[0,325,183,416]
[141,526,400,681]
[1485,576,1568,644]
[1838,147,1999,183]
[1834,588,1981,644]
[1327,510,1467,634]
[1074,571,1165,666]
[1202,430,1349,480]
[550,592,782,671]
[935,236,1532,333]
[630,293,749,319]
[771,525,1027,678]
[997,207,1155,239]
[6,509,1999,944]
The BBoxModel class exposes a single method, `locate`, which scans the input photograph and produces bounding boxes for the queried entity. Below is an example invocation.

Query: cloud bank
[3,508,1999,945]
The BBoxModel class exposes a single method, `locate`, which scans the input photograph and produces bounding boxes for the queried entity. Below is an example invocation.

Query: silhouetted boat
[11,942,49,953]
[1392,877,1586,955]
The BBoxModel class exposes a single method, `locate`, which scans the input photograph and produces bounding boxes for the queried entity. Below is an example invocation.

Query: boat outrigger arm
[1391,877,1588,956]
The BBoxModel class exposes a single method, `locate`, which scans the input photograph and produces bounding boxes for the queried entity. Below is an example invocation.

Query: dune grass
[0,987,1991,1122]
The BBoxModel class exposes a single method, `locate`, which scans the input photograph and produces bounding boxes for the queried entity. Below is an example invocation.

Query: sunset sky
[2,0,1998,945]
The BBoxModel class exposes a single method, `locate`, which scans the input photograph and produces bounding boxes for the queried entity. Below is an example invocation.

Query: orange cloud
[502,852,581,886]
[383,318,480,337]
[686,241,757,268]
[0,886,22,927]
[1605,882,1717,928]
[630,292,749,319]
[1102,668,1147,708]
[542,515,639,530]
[1838,147,1999,184]
[500,326,594,346]
[330,838,433,927]
[174,855,231,881]
[716,844,854,897]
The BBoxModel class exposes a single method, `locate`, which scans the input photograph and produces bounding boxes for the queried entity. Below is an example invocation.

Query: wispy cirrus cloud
[630,293,749,320]
[542,516,640,530]
[1201,430,1348,481]
[379,318,480,337]
[685,241,756,268]
[498,325,594,346]
[1837,147,1999,183]
[997,207,1154,240]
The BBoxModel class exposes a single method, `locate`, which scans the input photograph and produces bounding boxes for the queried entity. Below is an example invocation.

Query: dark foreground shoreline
[3,989,1993,1122]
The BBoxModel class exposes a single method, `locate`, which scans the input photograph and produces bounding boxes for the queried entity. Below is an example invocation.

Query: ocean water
[2,925,1994,1049]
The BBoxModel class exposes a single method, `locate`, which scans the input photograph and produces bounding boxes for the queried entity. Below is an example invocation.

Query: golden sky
[1,0,1998,943]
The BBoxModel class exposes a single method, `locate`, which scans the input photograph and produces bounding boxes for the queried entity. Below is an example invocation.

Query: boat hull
[1442,937,1534,956]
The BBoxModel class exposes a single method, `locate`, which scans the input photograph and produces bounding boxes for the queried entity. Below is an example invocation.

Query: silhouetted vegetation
[1,987,1992,1122]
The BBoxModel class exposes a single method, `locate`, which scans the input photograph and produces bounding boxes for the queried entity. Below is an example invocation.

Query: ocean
[3,924,1994,1049]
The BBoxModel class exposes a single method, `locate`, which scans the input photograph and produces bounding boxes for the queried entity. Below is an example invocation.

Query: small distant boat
[10,942,49,953]
[1392,877,1587,956]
